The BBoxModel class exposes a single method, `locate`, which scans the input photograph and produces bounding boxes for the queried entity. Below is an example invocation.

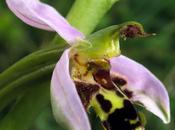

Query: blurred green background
[0,0,175,130]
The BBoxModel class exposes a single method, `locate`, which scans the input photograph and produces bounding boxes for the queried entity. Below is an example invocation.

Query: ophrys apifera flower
[6,0,170,130]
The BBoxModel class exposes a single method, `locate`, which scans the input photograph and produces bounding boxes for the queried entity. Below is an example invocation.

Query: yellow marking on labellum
[135,127,143,130]
[129,119,139,124]
[70,54,96,84]
[90,88,124,121]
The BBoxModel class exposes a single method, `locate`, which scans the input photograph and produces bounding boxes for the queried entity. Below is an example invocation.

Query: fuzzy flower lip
[110,56,170,124]
[6,0,171,130]
[6,0,85,44]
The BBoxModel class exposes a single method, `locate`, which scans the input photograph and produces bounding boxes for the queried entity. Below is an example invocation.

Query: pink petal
[6,0,84,44]
[110,55,170,124]
[51,49,91,130]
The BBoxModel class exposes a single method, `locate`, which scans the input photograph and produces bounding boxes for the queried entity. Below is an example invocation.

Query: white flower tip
[162,105,171,124]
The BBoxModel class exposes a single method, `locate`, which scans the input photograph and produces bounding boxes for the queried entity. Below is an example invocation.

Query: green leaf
[0,81,50,130]
[0,45,66,112]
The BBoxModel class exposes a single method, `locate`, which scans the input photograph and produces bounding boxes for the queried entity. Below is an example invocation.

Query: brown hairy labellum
[93,69,115,90]
[75,81,99,109]
[111,74,134,99]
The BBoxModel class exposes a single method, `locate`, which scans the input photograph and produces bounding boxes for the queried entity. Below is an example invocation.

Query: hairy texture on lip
[75,81,100,109]
[87,60,115,90]
[104,100,143,130]
[111,74,133,98]
[72,56,144,130]
[96,94,112,113]
[93,69,115,90]
[111,74,127,87]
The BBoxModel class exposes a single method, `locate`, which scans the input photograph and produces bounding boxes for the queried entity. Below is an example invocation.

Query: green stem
[0,45,66,89]
[52,0,119,44]
[67,0,119,35]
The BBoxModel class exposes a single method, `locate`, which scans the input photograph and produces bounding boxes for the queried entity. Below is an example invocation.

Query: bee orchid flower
[6,0,170,130]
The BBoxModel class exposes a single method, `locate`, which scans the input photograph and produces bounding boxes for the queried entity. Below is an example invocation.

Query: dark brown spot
[123,89,133,98]
[96,94,112,113]
[88,59,110,70]
[112,76,127,87]
[123,100,138,119]
[104,99,142,130]
[93,69,115,90]
[88,62,101,69]
[75,81,99,109]
[120,25,143,38]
